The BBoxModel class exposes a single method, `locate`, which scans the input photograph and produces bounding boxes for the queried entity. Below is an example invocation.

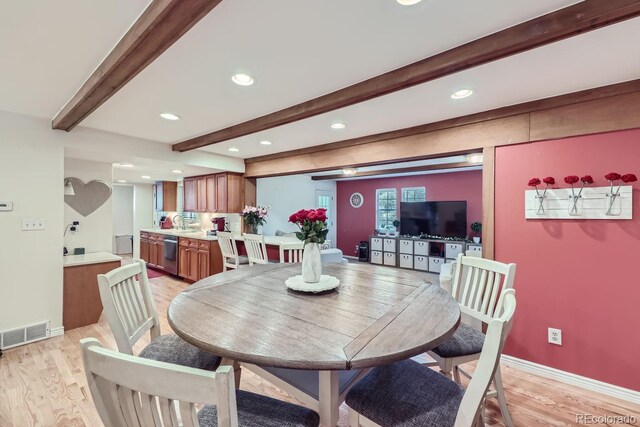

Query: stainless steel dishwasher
[163,235,178,275]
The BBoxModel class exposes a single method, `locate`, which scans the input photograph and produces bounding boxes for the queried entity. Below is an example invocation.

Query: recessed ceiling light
[141,175,151,179]
[259,140,272,145]
[120,163,134,168]
[465,153,484,163]
[172,170,183,174]
[117,180,127,183]
[451,89,473,99]
[343,168,358,176]
[397,0,422,5]
[160,112,180,121]
[231,73,254,86]
[331,122,346,130]
[228,147,240,152]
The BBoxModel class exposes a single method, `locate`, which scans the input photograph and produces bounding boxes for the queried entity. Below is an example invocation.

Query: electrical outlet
[548,328,562,345]
[34,219,46,230]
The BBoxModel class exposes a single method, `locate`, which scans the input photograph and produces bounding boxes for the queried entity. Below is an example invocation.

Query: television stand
[368,235,481,273]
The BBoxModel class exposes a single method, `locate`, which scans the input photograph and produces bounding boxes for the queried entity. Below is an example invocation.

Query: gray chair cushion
[198,390,319,427]
[345,359,463,427]
[238,255,250,265]
[431,324,485,358]
[139,334,221,371]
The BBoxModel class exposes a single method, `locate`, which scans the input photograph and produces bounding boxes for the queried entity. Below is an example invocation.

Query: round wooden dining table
[168,262,460,427]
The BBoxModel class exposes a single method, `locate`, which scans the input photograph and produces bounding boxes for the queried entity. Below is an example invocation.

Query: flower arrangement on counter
[241,205,269,234]
[288,209,329,244]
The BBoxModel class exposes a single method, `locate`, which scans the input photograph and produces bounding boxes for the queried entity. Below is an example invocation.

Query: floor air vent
[0,321,50,350]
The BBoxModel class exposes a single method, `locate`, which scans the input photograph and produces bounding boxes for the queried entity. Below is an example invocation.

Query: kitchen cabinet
[206,175,217,212]
[140,232,163,268]
[178,237,223,282]
[183,172,243,213]
[184,178,197,212]
[196,177,207,212]
[154,181,177,212]
[140,233,150,264]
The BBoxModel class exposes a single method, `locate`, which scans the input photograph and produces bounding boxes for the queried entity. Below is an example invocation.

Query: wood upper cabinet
[196,177,207,212]
[216,173,228,213]
[206,175,217,212]
[182,172,243,213]
[184,178,197,212]
[154,181,177,212]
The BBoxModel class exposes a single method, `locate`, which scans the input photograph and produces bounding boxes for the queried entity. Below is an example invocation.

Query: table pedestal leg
[220,358,242,390]
[319,371,339,427]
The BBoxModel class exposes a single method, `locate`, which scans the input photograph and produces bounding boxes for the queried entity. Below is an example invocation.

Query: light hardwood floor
[0,271,638,426]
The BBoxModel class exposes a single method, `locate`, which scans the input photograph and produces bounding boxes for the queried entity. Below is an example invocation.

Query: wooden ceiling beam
[310,161,478,181]
[52,0,222,131]
[172,0,640,152]
[246,78,640,164]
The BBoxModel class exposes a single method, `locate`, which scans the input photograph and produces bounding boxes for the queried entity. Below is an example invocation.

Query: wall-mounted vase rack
[525,185,632,219]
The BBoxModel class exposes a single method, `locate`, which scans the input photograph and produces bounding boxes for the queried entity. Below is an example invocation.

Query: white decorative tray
[285,275,340,293]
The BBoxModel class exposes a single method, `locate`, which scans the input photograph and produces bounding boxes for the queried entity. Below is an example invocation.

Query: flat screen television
[399,201,467,238]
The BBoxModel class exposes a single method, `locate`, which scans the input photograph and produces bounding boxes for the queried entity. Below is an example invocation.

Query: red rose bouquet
[528,176,554,214]
[289,208,329,244]
[564,175,580,214]
[605,172,636,215]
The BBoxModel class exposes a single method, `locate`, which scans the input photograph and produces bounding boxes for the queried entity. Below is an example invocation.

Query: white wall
[132,184,154,259]
[0,112,64,332]
[257,175,336,237]
[112,184,134,253]
[64,157,113,253]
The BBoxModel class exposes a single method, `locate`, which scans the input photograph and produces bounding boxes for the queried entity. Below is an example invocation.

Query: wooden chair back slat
[450,253,516,327]
[455,290,516,426]
[243,234,269,265]
[279,242,304,263]
[81,338,239,427]
[218,232,242,272]
[98,260,161,355]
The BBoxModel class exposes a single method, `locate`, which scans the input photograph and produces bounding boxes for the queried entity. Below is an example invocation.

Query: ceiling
[308,156,482,181]
[3,1,640,164]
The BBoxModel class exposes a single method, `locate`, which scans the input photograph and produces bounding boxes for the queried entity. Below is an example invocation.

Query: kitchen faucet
[172,214,186,231]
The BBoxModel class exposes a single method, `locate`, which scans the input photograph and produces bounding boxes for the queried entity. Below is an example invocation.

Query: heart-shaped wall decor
[64,178,112,217]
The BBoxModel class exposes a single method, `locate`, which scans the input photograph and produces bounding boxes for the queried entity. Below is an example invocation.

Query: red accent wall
[336,170,482,257]
[495,128,640,391]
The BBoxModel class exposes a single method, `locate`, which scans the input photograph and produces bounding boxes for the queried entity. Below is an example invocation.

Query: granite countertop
[140,229,302,245]
[140,229,219,241]
[63,252,123,267]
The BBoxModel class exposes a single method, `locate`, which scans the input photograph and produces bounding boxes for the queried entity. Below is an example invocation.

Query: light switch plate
[22,219,46,231]
[0,201,13,211]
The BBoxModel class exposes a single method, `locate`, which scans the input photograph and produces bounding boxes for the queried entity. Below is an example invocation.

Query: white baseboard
[501,355,640,405]
[343,255,360,261]
[50,327,65,337]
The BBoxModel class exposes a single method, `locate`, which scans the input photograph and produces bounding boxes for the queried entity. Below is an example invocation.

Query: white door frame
[316,189,336,248]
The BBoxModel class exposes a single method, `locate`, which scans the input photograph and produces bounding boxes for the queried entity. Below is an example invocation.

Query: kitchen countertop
[140,229,302,245]
[63,252,123,268]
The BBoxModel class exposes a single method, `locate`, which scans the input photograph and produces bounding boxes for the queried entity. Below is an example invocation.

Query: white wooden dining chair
[279,241,304,263]
[346,289,517,427]
[217,232,249,271]
[427,253,517,427]
[80,338,320,427]
[97,260,221,371]
[243,233,269,265]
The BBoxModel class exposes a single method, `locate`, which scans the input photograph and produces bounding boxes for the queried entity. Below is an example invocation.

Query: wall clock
[350,192,364,208]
